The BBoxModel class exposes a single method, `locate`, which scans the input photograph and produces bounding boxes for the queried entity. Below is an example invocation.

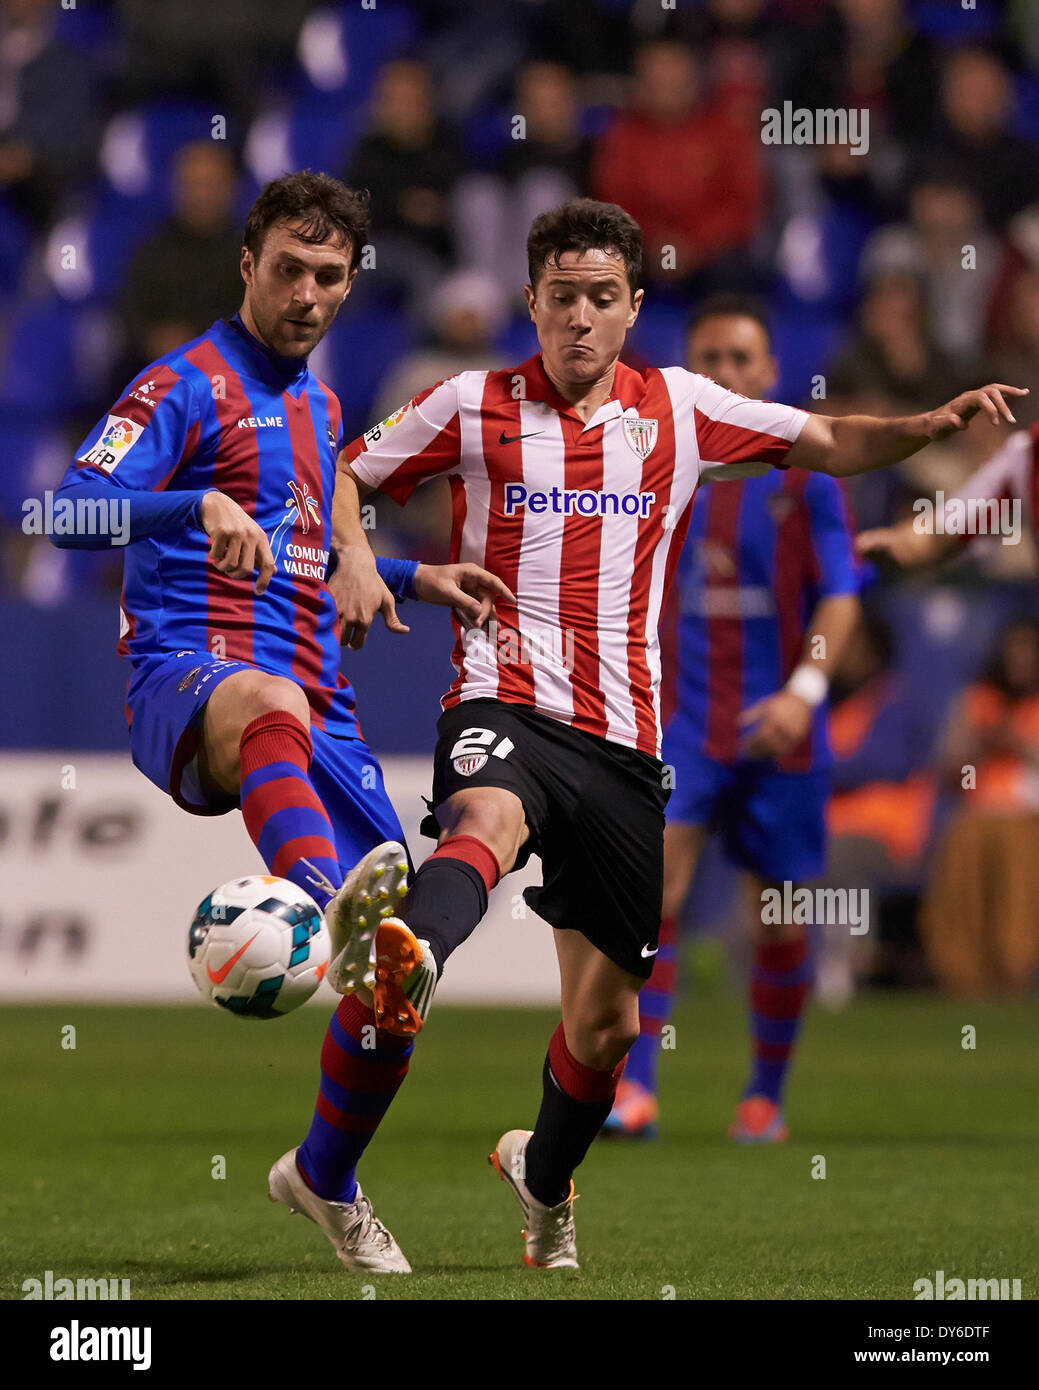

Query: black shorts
[421,699,670,979]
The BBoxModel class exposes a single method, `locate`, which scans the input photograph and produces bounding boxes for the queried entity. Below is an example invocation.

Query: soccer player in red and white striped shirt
[329,199,1025,1269]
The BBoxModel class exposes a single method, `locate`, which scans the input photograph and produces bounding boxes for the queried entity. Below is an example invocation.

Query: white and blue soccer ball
[187,876,331,1019]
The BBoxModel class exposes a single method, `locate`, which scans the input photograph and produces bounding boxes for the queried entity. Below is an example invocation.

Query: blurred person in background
[115,0,314,124]
[374,269,509,421]
[118,142,245,369]
[857,421,1039,573]
[369,269,510,564]
[984,268,1039,431]
[781,0,942,150]
[605,294,861,1143]
[0,0,98,226]
[591,40,764,293]
[933,45,1039,234]
[346,58,464,314]
[454,60,591,290]
[860,167,1002,368]
[828,269,966,414]
[918,618,1039,995]
[820,608,939,998]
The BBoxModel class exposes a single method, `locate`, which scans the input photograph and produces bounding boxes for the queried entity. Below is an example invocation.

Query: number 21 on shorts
[449,727,515,778]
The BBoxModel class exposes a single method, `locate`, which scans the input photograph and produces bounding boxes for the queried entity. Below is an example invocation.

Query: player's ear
[524,283,536,321]
[627,287,643,328]
[342,266,359,302]
[240,245,254,285]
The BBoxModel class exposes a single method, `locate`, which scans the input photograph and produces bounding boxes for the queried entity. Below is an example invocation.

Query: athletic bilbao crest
[622,416,658,460]
[452,752,488,777]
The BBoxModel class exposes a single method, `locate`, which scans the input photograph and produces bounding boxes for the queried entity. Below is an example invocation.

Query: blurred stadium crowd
[2,0,1039,993]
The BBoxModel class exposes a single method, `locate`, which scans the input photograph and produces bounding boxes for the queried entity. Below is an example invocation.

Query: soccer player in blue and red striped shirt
[50,172,510,1274]
[606,295,862,1143]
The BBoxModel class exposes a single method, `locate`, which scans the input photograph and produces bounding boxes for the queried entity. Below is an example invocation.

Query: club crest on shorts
[452,751,488,777]
[177,666,202,693]
[621,416,658,460]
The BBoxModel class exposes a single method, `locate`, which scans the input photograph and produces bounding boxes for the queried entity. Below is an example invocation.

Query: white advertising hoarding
[0,753,558,1004]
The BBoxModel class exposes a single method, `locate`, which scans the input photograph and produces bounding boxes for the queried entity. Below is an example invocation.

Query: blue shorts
[662,719,829,883]
[126,650,408,876]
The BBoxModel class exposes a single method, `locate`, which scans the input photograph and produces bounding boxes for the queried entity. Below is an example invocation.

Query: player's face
[240,222,356,358]
[686,315,777,399]
[524,249,642,390]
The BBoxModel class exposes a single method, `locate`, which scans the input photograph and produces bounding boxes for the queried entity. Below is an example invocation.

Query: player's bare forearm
[330,454,376,555]
[855,517,959,569]
[327,457,394,647]
[801,593,860,681]
[786,385,1028,478]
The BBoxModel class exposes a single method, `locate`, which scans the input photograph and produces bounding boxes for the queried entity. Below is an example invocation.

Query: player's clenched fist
[199,489,276,595]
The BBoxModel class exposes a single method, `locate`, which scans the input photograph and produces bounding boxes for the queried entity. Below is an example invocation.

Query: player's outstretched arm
[854,520,956,570]
[785,385,1028,478]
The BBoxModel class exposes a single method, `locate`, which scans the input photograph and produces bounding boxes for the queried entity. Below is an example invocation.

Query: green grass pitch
[0,996,1035,1300]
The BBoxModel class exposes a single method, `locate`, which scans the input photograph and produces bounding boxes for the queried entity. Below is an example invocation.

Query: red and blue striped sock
[238,710,342,909]
[619,914,678,1095]
[296,994,413,1202]
[743,936,813,1105]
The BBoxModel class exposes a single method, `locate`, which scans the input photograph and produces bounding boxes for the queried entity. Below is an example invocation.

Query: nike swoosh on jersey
[499,430,545,445]
[207,931,260,984]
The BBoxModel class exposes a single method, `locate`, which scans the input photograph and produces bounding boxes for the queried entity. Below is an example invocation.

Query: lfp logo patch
[78,415,145,473]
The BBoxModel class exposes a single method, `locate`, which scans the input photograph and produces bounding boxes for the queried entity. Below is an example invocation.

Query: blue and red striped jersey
[60,315,362,736]
[672,468,860,772]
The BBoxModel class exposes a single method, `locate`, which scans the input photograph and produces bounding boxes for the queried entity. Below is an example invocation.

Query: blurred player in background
[49,171,508,1275]
[604,295,861,1143]
[328,199,1024,1270]
[856,421,1039,567]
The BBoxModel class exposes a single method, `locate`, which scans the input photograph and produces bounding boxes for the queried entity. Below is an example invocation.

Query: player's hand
[923,384,1028,441]
[200,490,275,595]
[327,544,391,649]
[412,562,517,629]
[740,689,813,760]
[855,525,917,565]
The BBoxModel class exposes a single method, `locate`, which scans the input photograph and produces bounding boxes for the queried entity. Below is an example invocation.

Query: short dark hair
[243,170,371,274]
[526,198,642,297]
[687,292,771,342]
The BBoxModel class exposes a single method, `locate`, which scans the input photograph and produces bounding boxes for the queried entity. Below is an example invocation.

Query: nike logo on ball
[207,932,260,984]
[641,944,659,958]
[499,430,545,445]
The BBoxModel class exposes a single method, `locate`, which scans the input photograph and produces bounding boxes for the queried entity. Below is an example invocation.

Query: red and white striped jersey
[945,424,1039,541]
[346,354,809,756]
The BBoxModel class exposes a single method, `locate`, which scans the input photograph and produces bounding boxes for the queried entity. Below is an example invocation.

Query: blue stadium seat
[0,198,32,298]
[0,293,114,416]
[293,0,418,107]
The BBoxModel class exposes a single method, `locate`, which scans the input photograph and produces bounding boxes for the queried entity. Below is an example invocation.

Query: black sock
[524,1050,617,1208]
[400,857,488,977]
